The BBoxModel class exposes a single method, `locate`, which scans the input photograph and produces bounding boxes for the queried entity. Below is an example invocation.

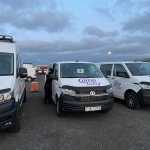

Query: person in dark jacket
[44,68,53,104]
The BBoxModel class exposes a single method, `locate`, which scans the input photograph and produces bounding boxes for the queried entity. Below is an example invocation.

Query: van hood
[60,78,110,87]
[133,76,150,83]
[0,76,14,91]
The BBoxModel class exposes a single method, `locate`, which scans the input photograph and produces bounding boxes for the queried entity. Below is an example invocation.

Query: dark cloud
[18,33,150,64]
[0,1,71,33]
[84,26,118,38]
[0,0,56,9]
[18,37,108,54]
[123,12,150,33]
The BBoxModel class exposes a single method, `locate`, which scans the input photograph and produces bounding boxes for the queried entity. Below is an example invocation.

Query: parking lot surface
[0,75,150,150]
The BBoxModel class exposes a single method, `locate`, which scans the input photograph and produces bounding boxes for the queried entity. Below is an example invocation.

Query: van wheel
[125,91,140,109]
[56,100,62,116]
[7,113,21,133]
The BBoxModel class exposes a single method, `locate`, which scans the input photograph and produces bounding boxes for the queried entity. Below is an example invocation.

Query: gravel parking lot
[0,75,150,150]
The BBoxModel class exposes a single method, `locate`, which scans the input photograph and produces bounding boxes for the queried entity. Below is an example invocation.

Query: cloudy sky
[1,0,150,64]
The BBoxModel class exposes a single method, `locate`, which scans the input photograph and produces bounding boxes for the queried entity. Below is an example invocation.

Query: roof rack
[0,35,14,43]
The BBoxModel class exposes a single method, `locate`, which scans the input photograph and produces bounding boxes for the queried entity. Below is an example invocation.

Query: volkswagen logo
[90,91,96,96]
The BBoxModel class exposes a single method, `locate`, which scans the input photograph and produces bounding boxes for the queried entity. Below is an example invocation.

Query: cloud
[84,26,118,38]
[18,37,108,54]
[18,32,150,64]
[123,12,150,33]
[0,1,71,33]
[0,0,56,9]
[96,8,114,20]
[115,0,133,7]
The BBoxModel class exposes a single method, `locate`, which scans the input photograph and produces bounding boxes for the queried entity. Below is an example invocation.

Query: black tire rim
[127,94,136,108]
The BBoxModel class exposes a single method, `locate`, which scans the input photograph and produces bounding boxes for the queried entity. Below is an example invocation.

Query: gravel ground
[0,75,150,150]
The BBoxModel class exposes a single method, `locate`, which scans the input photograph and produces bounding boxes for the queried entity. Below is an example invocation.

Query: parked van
[100,61,150,109]
[0,35,27,132]
[23,63,36,81]
[46,61,113,115]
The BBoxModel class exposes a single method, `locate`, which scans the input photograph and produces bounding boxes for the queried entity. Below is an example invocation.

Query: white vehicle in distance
[100,61,150,109]
[23,63,36,81]
[48,61,113,116]
[0,35,27,132]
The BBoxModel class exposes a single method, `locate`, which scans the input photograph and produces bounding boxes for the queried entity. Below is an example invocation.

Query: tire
[7,113,21,133]
[125,91,140,109]
[56,99,62,116]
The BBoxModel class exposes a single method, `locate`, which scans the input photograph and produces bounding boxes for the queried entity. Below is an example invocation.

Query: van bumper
[0,99,17,129]
[60,94,113,112]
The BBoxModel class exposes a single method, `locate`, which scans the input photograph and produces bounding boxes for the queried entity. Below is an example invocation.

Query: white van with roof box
[48,61,113,115]
[0,35,27,132]
[100,61,150,109]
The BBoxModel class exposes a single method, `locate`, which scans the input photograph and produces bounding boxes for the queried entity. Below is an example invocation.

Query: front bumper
[60,94,113,112]
[0,99,17,129]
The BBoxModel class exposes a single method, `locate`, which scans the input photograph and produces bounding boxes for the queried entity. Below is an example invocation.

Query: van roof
[98,61,148,65]
[56,61,95,64]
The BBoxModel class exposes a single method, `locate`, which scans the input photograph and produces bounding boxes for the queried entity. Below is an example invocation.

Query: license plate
[85,106,101,112]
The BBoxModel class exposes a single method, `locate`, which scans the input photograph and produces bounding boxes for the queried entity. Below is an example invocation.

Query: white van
[23,63,36,81]
[0,35,27,132]
[100,61,150,109]
[49,61,113,115]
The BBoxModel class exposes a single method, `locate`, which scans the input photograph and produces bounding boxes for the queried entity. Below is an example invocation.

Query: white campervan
[48,61,113,115]
[23,63,36,81]
[100,61,150,109]
[0,35,27,132]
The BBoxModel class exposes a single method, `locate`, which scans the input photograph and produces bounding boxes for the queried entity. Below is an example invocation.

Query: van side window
[100,64,112,77]
[113,64,129,78]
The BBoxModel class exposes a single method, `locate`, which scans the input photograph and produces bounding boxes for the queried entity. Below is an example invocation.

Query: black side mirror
[19,67,28,78]
[48,68,53,74]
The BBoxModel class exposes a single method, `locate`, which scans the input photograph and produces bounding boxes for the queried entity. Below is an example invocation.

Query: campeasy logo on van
[78,78,101,86]
[59,78,109,87]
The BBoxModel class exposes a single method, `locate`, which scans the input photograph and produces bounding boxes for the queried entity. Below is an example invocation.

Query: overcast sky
[1,0,150,64]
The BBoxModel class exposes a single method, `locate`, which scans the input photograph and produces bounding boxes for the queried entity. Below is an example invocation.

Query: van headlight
[0,92,12,102]
[62,89,76,96]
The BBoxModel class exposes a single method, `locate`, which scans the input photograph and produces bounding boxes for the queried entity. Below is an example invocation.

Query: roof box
[0,35,14,43]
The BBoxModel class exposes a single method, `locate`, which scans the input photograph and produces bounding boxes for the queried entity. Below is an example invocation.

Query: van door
[15,54,25,103]
[112,64,129,99]
[52,64,59,103]
[100,64,113,83]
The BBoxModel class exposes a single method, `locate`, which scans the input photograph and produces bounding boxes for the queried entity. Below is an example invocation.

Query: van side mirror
[117,71,129,78]
[49,68,53,74]
[19,67,28,78]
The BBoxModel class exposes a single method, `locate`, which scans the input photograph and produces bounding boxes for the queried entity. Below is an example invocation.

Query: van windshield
[0,53,14,76]
[60,63,103,78]
[126,63,150,76]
